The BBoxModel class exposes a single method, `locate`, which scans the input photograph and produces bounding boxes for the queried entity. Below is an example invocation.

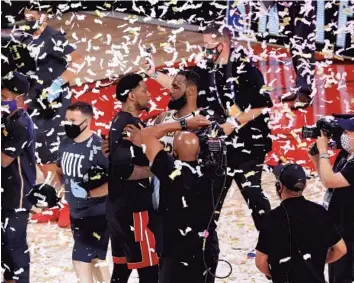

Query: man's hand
[70,180,88,199]
[316,131,329,154]
[308,142,319,162]
[186,115,211,130]
[123,124,142,147]
[101,135,110,157]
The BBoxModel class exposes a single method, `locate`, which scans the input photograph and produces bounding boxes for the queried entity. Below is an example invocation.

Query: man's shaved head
[173,131,200,161]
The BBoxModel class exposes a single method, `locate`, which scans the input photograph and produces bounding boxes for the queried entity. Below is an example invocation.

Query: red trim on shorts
[113,256,127,264]
[129,211,159,269]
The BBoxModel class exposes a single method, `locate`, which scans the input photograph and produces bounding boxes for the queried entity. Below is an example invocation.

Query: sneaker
[58,203,71,228]
[30,207,60,223]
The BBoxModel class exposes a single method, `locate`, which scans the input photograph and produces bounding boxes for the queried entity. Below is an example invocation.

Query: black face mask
[168,94,187,110]
[204,43,223,64]
[64,120,87,139]
[25,20,39,34]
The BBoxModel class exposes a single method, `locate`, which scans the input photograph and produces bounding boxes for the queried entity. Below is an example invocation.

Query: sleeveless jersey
[157,109,201,153]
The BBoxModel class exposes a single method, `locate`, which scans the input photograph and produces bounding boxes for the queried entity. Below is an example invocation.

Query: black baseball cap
[273,163,307,191]
[338,117,354,131]
[116,73,144,102]
[1,72,30,95]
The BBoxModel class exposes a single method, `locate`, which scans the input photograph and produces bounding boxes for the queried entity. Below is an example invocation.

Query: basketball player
[107,73,159,283]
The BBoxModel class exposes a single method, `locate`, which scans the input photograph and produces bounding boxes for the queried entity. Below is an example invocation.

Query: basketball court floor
[27,11,353,283]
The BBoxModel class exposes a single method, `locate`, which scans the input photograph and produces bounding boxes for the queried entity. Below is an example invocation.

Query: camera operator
[309,117,354,283]
[56,102,110,283]
[107,74,159,283]
[1,72,35,283]
[124,115,223,283]
[145,23,273,232]
[255,163,347,283]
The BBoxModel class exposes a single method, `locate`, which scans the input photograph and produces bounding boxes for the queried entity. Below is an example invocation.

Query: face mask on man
[341,132,354,153]
[204,43,223,64]
[64,120,87,139]
[1,100,17,116]
[168,94,187,110]
[1,95,22,117]
[24,20,40,34]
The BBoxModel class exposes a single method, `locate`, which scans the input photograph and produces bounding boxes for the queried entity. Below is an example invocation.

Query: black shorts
[71,215,109,263]
[107,209,159,269]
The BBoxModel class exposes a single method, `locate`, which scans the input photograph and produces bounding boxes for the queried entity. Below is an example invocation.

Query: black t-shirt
[107,111,152,212]
[20,26,75,119]
[191,50,273,160]
[256,197,341,283]
[151,150,220,258]
[328,150,354,242]
[57,134,108,219]
[1,110,36,211]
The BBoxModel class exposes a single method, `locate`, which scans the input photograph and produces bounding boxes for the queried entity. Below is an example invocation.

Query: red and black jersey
[108,111,153,212]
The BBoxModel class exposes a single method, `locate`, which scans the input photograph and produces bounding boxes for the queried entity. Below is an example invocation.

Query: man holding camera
[56,102,110,283]
[124,115,223,283]
[1,72,35,283]
[309,117,354,283]
[255,163,347,282]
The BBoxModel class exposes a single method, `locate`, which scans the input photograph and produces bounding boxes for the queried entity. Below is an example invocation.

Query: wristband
[319,153,330,159]
[180,119,187,131]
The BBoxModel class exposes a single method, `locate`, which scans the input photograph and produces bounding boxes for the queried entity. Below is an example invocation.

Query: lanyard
[210,53,238,117]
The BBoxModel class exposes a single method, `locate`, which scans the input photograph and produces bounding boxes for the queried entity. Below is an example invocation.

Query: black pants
[277,1,316,94]
[225,151,271,231]
[159,231,219,283]
[329,240,354,283]
[1,211,30,283]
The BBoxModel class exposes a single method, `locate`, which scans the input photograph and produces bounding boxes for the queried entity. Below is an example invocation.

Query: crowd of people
[1,2,353,283]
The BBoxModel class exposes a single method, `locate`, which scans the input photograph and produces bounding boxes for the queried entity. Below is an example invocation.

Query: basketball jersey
[157,109,201,153]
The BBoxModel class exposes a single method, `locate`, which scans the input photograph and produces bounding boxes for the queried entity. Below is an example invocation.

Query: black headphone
[275,163,293,198]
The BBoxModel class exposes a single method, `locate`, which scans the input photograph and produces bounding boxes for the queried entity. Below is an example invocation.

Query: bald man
[124,115,224,283]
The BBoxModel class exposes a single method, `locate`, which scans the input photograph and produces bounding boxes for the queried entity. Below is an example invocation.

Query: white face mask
[341,133,354,153]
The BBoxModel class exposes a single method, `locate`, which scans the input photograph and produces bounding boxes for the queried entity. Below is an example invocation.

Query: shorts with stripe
[108,210,159,269]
